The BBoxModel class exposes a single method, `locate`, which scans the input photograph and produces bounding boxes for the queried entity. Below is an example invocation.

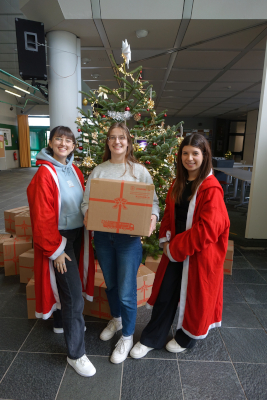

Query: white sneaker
[110,336,133,364]
[166,338,186,353]
[100,318,122,341]
[67,354,96,377]
[53,326,87,334]
[130,341,154,359]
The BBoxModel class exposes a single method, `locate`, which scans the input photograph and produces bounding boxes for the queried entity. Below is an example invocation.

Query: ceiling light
[91,74,100,79]
[82,58,91,65]
[136,29,148,39]
[5,90,21,97]
[13,85,30,94]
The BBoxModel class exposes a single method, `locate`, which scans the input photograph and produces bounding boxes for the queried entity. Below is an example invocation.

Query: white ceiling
[0,0,267,119]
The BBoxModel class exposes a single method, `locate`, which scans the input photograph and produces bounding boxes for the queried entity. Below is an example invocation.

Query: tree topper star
[122,39,131,68]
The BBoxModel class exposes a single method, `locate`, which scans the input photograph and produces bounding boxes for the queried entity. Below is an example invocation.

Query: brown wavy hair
[171,133,213,204]
[102,122,139,177]
[47,126,76,158]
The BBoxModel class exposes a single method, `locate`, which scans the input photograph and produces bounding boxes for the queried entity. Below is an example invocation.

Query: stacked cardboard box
[83,264,155,320]
[145,255,162,273]
[0,233,12,267]
[26,276,36,319]
[19,248,34,283]
[4,206,29,235]
[15,211,32,237]
[224,240,234,275]
[3,236,33,276]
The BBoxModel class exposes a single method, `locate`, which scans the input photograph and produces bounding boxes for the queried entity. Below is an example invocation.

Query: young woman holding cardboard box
[27,126,96,377]
[82,122,159,364]
[130,133,230,359]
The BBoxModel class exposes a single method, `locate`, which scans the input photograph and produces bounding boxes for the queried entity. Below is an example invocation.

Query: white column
[47,31,80,136]
[245,39,267,239]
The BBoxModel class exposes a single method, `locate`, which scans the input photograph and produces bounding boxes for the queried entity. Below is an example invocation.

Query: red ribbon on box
[15,220,31,236]
[4,216,14,232]
[137,281,153,306]
[90,181,152,233]
[90,282,111,319]
[4,237,32,274]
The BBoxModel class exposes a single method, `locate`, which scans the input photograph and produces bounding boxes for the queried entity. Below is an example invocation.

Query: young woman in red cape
[130,133,230,358]
[27,126,96,377]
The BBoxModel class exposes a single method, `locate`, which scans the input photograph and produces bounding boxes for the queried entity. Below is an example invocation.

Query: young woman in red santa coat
[130,133,230,359]
[82,122,159,364]
[27,126,96,377]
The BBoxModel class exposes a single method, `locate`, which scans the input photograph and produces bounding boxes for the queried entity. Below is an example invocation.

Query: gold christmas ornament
[133,143,140,152]
[166,155,175,164]
[134,113,141,121]
[82,156,96,168]
[147,99,154,109]
[82,98,88,106]
[92,132,98,140]
[177,136,184,146]
[76,117,82,123]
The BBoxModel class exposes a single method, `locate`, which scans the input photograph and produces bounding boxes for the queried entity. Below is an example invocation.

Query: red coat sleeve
[27,167,64,258]
[169,187,230,262]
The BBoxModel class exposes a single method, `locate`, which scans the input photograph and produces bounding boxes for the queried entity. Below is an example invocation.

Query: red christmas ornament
[164,113,167,117]
[78,146,83,150]
[147,108,150,111]
[175,153,178,156]
[145,161,151,164]
[140,70,142,73]
[153,143,158,146]
[138,113,141,116]
[102,115,106,118]
[125,106,130,111]
[77,128,81,132]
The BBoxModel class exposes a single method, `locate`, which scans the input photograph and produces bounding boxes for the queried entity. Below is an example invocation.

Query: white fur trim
[159,230,171,248]
[49,258,61,308]
[182,321,221,339]
[35,303,59,320]
[146,302,153,310]
[49,236,67,260]
[82,292,93,302]
[167,244,176,262]
[42,164,61,217]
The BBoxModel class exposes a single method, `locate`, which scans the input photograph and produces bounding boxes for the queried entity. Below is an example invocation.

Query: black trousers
[140,260,196,350]
[53,227,85,360]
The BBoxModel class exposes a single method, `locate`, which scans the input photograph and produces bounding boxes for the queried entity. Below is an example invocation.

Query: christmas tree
[75,40,184,260]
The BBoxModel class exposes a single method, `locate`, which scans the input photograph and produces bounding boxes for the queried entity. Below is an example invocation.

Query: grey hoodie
[37,148,84,230]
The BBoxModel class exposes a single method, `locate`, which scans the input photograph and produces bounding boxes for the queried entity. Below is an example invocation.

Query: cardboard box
[224,240,234,275]
[87,179,154,236]
[15,211,32,237]
[145,255,162,273]
[26,276,36,319]
[3,236,33,276]
[19,248,34,283]
[4,206,29,234]
[83,264,155,320]
[0,234,12,267]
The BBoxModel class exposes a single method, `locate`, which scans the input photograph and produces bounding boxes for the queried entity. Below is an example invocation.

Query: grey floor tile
[57,356,122,400]
[0,351,16,380]
[84,321,121,357]
[223,274,234,284]
[0,318,36,351]
[21,319,67,354]
[220,327,267,363]
[0,352,66,400]
[233,257,253,269]
[136,304,152,324]
[257,269,267,282]
[242,250,267,270]
[121,358,183,400]
[234,248,243,257]
[234,363,267,400]
[0,269,21,294]
[222,303,262,328]
[249,304,267,328]
[231,269,266,284]
[179,361,245,400]
[0,293,28,318]
[133,323,176,359]
[223,284,245,303]
[177,328,230,362]
[236,284,267,304]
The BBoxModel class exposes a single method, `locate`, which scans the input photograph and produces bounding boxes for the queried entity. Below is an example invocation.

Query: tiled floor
[0,169,267,400]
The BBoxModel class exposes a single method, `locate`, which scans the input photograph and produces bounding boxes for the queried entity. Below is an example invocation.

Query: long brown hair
[47,126,76,158]
[171,133,213,204]
[102,122,139,177]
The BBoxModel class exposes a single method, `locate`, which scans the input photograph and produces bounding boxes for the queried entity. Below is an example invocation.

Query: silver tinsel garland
[107,110,132,121]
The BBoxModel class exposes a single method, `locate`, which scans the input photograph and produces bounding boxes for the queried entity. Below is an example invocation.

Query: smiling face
[49,134,75,164]
[181,145,204,179]
[107,127,128,160]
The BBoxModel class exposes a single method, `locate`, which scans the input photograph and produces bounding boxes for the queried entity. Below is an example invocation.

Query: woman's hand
[83,209,88,229]
[54,252,72,274]
[148,214,157,237]
[163,242,170,257]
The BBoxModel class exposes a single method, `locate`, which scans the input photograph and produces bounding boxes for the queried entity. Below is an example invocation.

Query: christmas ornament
[125,106,130,111]
[133,143,140,152]
[107,110,132,121]
[92,132,98,140]
[76,117,82,124]
[98,87,108,99]
[78,128,81,132]
[122,39,131,68]
[164,113,167,117]
[145,161,151,164]
[78,146,83,150]
[177,137,184,146]
[102,115,106,118]
[94,111,99,117]
[82,156,96,168]
[147,108,150,111]
[175,153,178,156]
[147,98,154,109]
[82,98,88,106]
[153,143,158,146]
[166,155,174,164]
[225,150,232,159]
[134,113,141,121]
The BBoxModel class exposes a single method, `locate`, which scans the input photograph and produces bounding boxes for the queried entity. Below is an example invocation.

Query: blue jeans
[94,232,142,337]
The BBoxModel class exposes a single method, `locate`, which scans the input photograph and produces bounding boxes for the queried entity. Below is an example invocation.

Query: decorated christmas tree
[75,40,184,260]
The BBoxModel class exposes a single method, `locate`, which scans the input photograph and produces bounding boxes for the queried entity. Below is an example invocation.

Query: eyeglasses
[54,137,74,145]
[108,135,127,142]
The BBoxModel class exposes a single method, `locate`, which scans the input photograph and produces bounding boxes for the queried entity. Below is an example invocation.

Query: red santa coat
[147,173,230,339]
[27,160,95,319]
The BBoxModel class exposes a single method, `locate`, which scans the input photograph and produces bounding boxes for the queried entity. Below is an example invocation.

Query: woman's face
[49,134,75,164]
[181,145,204,177]
[107,127,128,158]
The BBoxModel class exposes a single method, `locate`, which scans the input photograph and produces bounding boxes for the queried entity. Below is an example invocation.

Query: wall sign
[0,128,12,147]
